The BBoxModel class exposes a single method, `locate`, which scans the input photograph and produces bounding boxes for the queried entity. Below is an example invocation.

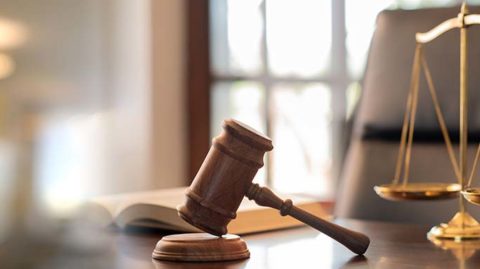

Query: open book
[89,187,332,235]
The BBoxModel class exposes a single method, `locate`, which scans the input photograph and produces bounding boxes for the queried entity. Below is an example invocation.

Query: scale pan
[462,188,480,206]
[374,183,461,201]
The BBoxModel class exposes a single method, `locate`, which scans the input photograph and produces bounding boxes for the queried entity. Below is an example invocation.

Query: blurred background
[0,0,476,245]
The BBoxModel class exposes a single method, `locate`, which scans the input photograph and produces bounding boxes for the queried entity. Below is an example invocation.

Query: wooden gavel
[178,119,370,255]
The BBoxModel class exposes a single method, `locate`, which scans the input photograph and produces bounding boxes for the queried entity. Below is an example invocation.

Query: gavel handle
[246,183,370,255]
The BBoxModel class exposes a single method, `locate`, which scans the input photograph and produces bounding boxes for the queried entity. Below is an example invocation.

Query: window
[209,0,337,196]
[206,0,462,196]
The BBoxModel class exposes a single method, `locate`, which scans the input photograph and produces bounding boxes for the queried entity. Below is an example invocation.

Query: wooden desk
[113,219,480,269]
[4,219,480,268]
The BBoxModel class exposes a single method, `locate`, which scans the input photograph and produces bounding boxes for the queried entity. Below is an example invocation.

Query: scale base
[428,212,480,241]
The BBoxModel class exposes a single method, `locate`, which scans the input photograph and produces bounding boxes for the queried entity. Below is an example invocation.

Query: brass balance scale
[374,3,480,241]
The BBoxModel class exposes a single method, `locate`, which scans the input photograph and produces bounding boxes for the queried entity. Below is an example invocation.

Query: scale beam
[416,14,480,44]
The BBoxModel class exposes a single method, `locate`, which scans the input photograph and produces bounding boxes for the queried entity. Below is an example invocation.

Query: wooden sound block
[152,233,250,262]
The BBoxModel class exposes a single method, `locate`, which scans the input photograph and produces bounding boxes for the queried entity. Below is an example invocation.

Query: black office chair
[335,6,480,225]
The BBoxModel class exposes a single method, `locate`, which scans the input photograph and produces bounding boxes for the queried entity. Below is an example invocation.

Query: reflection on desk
[118,219,480,269]
[2,219,480,268]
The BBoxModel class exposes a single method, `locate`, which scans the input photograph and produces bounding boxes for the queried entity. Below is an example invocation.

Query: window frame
[187,0,211,181]
[187,0,350,187]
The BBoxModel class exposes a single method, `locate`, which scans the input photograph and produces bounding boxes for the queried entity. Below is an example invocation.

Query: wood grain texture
[7,219,480,268]
[178,119,369,255]
[187,0,211,183]
[246,184,369,255]
[150,220,480,268]
[152,233,249,262]
[178,119,273,236]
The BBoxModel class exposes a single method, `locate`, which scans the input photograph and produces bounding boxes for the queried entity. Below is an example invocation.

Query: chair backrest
[336,6,480,224]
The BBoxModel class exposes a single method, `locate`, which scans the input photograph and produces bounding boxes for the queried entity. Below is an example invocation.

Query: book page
[91,187,187,218]
[90,187,330,234]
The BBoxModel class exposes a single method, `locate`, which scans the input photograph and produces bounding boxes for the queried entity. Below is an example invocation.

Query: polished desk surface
[116,219,480,269]
[4,219,480,268]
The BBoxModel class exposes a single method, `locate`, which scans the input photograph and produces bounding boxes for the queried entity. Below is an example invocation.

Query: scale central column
[459,6,468,216]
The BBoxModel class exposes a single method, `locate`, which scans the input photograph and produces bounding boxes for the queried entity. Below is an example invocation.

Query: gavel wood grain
[177,119,370,257]
[246,183,370,255]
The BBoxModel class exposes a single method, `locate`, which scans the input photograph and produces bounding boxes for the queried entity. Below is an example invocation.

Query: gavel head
[178,119,273,236]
